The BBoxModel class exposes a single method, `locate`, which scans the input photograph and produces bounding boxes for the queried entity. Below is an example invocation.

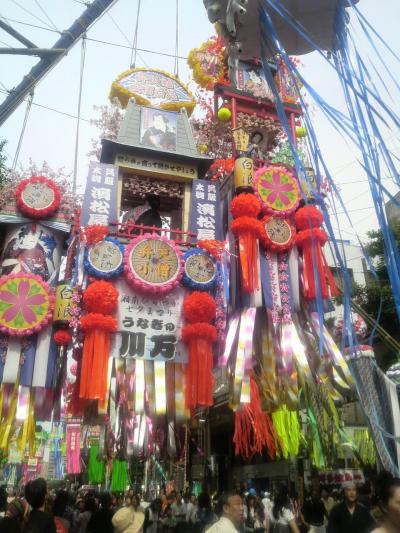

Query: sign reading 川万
[112,280,187,363]
[80,162,119,227]
[189,179,223,241]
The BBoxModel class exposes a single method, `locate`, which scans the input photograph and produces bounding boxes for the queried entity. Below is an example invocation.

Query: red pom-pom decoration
[54,329,72,346]
[80,224,109,245]
[16,176,61,219]
[181,323,218,343]
[294,205,324,230]
[83,280,118,314]
[230,217,263,238]
[231,193,262,219]
[183,292,216,324]
[80,313,117,333]
[294,206,338,300]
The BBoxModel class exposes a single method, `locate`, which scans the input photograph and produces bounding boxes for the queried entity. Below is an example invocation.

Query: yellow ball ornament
[296,126,307,138]
[218,107,232,122]
[198,144,208,154]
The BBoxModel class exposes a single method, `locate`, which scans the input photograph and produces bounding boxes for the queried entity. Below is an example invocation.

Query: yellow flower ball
[198,144,208,154]
[296,126,307,138]
[218,107,232,122]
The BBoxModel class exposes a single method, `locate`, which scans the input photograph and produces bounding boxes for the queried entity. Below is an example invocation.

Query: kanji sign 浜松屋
[80,162,119,227]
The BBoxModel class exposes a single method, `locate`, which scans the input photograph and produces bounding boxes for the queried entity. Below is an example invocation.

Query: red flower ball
[80,224,108,245]
[230,194,262,219]
[80,313,117,333]
[294,205,324,230]
[83,280,118,314]
[54,329,72,346]
[182,323,218,342]
[183,292,216,324]
[230,217,263,237]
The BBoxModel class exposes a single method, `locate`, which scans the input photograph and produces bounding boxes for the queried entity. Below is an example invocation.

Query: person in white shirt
[269,486,300,533]
[207,493,244,533]
[186,494,197,523]
[171,492,187,524]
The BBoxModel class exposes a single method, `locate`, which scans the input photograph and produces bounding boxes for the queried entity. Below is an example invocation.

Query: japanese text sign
[80,162,118,227]
[113,280,187,362]
[189,179,223,241]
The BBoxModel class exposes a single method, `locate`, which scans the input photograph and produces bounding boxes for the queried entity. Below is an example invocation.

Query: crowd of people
[0,473,399,533]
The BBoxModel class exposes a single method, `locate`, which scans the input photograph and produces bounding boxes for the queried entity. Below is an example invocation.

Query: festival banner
[113,280,187,362]
[80,162,119,227]
[189,179,223,241]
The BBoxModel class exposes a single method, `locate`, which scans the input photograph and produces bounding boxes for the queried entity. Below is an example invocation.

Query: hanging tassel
[79,281,118,402]
[230,194,263,293]
[88,443,105,484]
[181,292,217,410]
[294,205,339,300]
[111,458,129,492]
[233,376,277,459]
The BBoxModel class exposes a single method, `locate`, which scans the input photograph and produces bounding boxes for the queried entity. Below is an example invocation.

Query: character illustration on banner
[1,224,60,280]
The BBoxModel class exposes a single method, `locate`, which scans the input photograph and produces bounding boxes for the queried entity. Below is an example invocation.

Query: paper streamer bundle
[79,280,118,402]
[181,292,217,409]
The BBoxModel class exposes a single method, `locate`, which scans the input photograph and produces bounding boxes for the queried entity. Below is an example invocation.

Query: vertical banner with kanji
[189,179,223,241]
[80,162,119,226]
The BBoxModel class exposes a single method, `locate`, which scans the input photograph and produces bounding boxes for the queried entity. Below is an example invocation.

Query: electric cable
[73,35,86,194]
[12,90,34,171]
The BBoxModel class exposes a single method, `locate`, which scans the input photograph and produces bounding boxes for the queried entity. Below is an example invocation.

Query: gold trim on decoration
[109,67,196,115]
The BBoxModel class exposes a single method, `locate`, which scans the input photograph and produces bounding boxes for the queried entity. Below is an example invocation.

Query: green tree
[352,221,400,367]
[0,139,9,187]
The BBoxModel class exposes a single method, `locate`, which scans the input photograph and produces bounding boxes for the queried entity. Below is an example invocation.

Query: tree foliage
[352,221,400,336]
[0,140,9,188]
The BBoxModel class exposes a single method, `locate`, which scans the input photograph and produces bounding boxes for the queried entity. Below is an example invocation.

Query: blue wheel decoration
[84,237,124,279]
[182,248,218,291]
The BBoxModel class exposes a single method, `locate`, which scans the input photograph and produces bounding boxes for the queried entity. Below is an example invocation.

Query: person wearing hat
[0,498,26,533]
[112,506,145,533]
[327,482,376,533]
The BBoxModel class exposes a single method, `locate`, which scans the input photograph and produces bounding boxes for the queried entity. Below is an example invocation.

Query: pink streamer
[66,424,81,474]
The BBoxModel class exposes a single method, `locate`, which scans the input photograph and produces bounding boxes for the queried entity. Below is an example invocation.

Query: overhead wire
[73,35,87,194]
[105,9,149,68]
[10,0,56,31]
[174,0,179,76]
[32,0,59,32]
[0,14,193,60]
[129,0,141,68]
[12,90,34,172]
[0,87,91,121]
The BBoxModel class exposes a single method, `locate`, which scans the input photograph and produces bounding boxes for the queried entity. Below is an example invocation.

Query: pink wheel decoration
[0,273,55,336]
[254,164,300,217]
[124,234,183,297]
[260,215,296,252]
[16,176,61,219]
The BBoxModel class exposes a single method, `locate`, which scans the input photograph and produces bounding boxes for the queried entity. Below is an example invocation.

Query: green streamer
[272,405,301,459]
[88,444,105,484]
[111,459,129,492]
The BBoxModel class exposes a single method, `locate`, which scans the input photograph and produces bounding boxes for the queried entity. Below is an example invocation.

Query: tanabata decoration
[182,292,217,409]
[233,375,277,460]
[182,248,218,291]
[230,193,263,293]
[80,225,109,246]
[254,164,300,217]
[110,68,196,115]
[79,280,118,402]
[333,313,368,341]
[15,176,61,219]
[260,215,296,252]
[84,237,125,279]
[0,273,54,336]
[124,234,183,297]
[53,329,72,347]
[187,36,227,90]
[294,205,339,300]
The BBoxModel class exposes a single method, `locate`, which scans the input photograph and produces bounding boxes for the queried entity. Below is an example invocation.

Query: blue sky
[0,0,399,240]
